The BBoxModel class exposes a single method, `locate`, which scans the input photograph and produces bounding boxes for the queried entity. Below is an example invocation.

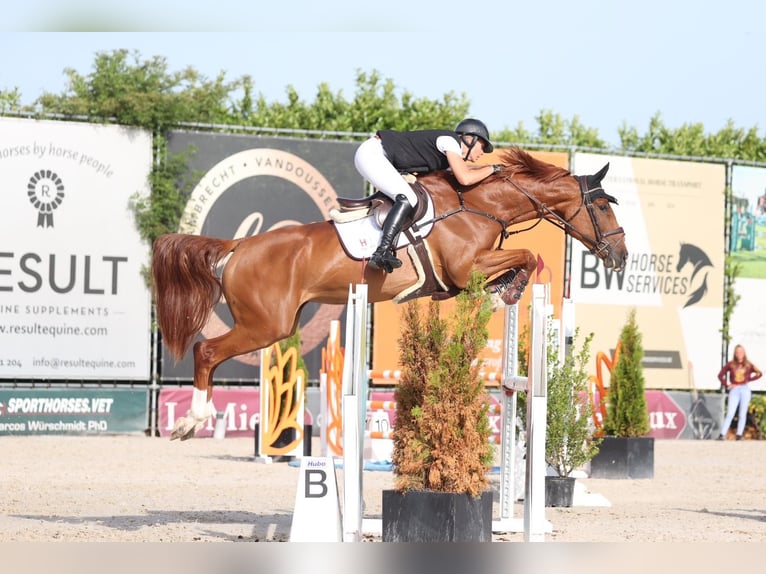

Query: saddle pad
[332,197,435,260]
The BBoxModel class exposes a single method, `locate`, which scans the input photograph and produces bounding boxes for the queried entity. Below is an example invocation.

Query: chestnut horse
[152,147,627,440]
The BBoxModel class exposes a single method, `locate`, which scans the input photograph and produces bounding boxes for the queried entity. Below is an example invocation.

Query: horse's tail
[151,233,239,361]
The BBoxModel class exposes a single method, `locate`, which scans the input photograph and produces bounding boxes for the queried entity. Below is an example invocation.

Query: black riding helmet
[455,118,494,155]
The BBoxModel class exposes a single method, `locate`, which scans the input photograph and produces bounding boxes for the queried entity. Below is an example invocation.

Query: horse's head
[430,148,628,272]
[557,163,628,271]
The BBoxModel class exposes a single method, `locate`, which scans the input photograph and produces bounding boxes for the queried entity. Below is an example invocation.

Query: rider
[354,118,501,273]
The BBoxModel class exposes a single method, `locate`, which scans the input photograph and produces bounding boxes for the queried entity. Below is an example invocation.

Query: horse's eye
[598,203,609,212]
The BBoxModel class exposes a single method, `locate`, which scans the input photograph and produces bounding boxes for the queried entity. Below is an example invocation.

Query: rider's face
[462,136,485,162]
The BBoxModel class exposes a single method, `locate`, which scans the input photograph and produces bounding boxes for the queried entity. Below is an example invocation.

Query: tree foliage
[545,329,601,477]
[618,113,766,161]
[0,88,22,113]
[602,309,651,438]
[34,50,236,127]
[496,109,607,148]
[392,271,494,496]
[237,70,470,134]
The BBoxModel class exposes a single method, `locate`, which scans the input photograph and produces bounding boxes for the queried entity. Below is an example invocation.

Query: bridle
[416,172,624,256]
[502,175,625,257]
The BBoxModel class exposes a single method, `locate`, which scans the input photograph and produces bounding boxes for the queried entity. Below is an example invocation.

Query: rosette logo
[27,169,65,227]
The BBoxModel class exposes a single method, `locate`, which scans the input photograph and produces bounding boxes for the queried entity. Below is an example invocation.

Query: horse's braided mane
[497,147,571,183]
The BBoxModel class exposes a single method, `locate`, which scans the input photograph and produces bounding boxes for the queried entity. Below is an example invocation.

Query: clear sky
[1,0,763,146]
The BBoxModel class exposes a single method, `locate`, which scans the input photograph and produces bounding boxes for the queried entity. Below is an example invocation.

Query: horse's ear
[594,163,610,182]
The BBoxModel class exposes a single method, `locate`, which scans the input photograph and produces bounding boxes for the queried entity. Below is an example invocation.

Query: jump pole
[522,283,551,541]
[341,283,369,542]
[493,283,552,540]
[492,296,525,533]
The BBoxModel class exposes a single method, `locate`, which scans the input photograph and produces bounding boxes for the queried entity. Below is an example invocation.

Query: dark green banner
[0,388,148,435]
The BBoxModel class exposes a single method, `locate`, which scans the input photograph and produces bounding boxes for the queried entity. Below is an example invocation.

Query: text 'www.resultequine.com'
[0,322,108,338]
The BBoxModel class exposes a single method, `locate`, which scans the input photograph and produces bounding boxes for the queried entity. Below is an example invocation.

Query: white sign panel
[0,117,152,379]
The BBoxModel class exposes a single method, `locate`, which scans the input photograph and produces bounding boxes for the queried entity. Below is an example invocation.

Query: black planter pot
[589,436,654,479]
[545,476,576,507]
[382,489,493,542]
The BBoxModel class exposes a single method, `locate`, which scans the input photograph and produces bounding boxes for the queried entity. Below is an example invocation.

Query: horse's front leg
[473,248,537,307]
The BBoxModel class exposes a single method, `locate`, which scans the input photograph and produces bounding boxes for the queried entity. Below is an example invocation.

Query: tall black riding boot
[369,194,414,273]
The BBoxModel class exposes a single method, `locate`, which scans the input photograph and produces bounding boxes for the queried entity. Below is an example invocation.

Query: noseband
[503,175,624,257]
[572,176,625,256]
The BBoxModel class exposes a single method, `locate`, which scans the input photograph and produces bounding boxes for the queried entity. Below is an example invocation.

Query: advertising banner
[593,390,724,440]
[571,153,725,390]
[163,132,362,383]
[0,117,153,380]
[371,151,569,375]
[647,390,724,439]
[728,165,766,391]
[0,388,148,435]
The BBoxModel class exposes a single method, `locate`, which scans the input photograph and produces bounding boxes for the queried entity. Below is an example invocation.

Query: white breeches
[354,136,417,207]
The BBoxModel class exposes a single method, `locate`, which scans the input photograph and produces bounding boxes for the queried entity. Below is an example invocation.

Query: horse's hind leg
[171,325,266,441]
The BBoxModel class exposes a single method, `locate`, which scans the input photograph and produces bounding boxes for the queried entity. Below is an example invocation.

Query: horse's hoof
[178,429,196,441]
[170,418,196,441]
[486,267,529,306]
[500,270,529,305]
[489,292,505,311]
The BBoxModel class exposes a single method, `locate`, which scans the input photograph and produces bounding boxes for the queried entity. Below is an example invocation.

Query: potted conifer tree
[589,308,654,479]
[545,328,601,506]
[382,271,495,542]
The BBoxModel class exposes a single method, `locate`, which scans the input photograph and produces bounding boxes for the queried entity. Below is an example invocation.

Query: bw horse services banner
[0,117,153,380]
[571,153,726,390]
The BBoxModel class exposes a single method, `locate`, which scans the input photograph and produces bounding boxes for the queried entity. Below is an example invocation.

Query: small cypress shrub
[545,328,601,477]
[602,308,650,437]
[392,270,494,496]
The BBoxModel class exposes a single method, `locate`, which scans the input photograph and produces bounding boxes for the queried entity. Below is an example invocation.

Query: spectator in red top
[717,344,762,440]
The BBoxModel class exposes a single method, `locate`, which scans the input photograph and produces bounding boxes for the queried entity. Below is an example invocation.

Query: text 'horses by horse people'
[152,147,628,440]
